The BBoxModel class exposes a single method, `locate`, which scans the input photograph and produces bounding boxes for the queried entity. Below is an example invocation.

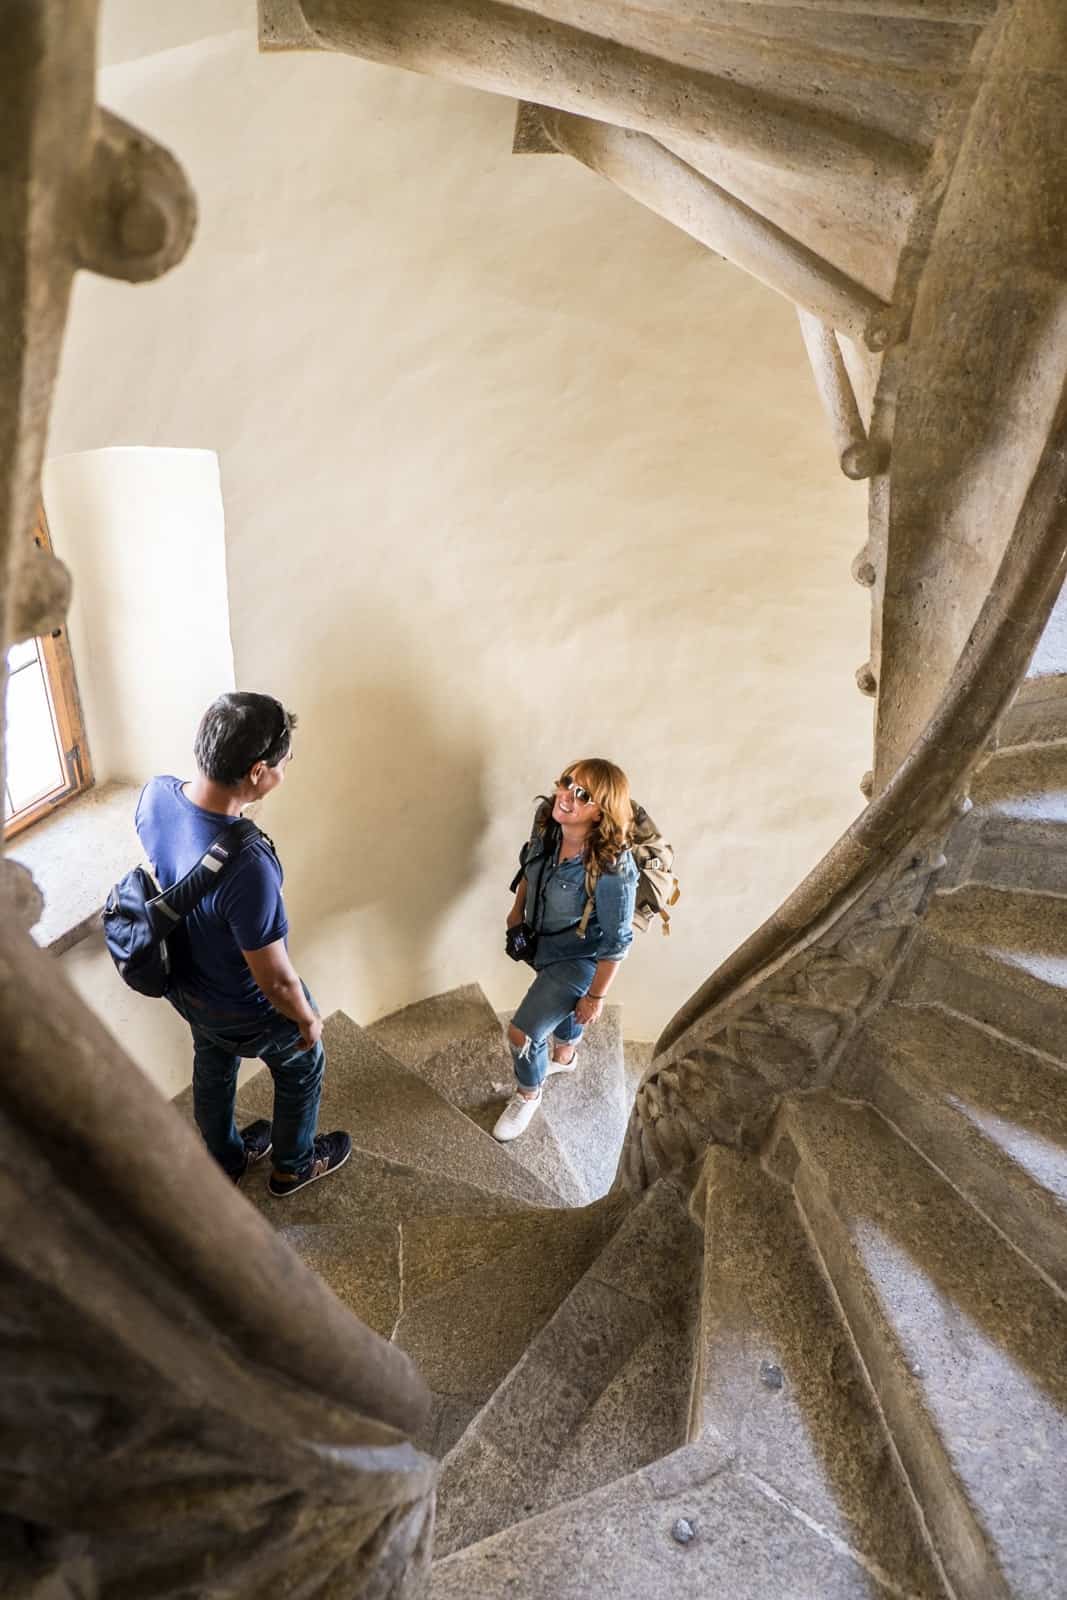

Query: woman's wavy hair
[538,757,633,874]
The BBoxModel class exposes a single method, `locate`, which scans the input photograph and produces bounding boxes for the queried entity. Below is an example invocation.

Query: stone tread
[856,1002,1067,1292]
[240,1144,532,1230]
[697,1146,945,1599]
[926,881,1067,957]
[961,748,1067,892]
[499,1003,630,1202]
[370,985,588,1207]
[235,1010,561,1210]
[392,1194,631,1448]
[367,983,502,1067]
[538,1003,629,1201]
[430,1436,921,1600]
[970,738,1067,816]
[999,686,1067,749]
[434,1178,700,1557]
[901,924,1067,1065]
[775,1094,1067,1600]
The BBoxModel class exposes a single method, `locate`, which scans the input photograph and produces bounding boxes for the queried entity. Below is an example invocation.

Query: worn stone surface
[237,1011,561,1209]
[239,1141,531,1228]
[697,1146,943,1597]
[370,986,586,1205]
[431,1435,910,1599]
[393,1194,630,1404]
[274,1221,400,1337]
[368,983,502,1069]
[777,1094,1067,1600]
[998,678,1067,748]
[511,1003,629,1201]
[434,1179,698,1555]
[899,885,1067,1068]
[960,736,1067,893]
[850,1001,1067,1292]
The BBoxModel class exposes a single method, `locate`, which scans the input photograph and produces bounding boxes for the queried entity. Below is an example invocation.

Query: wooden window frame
[3,507,93,839]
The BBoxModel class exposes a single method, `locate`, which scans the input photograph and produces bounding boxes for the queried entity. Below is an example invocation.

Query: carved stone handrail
[622,378,1067,1190]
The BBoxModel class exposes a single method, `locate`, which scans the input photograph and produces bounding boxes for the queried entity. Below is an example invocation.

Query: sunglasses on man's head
[557,774,596,806]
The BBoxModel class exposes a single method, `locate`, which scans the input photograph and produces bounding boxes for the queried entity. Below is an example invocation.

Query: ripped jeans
[510,958,598,1091]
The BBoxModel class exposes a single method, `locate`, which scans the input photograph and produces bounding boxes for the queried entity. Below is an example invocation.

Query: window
[3,508,92,838]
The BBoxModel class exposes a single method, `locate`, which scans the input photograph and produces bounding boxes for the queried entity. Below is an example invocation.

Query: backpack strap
[148,817,262,927]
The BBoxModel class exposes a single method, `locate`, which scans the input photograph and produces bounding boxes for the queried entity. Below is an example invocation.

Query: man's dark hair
[193,692,297,786]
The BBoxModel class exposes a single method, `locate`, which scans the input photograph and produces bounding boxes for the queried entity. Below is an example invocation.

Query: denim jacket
[524,832,638,967]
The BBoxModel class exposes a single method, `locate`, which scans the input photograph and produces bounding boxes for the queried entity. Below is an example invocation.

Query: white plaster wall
[48,2,871,1075]
[43,447,235,784]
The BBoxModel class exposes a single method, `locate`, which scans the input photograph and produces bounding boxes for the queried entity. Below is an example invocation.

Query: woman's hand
[506,907,524,930]
[574,993,604,1026]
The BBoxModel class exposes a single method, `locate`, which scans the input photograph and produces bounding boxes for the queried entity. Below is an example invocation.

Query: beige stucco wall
[44,447,235,785]
[48,1,871,1069]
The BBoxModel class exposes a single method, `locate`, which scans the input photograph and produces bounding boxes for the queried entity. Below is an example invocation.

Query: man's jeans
[510,958,597,1090]
[170,987,324,1178]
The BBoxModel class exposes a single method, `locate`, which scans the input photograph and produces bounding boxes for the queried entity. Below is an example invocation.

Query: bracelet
[588,992,607,1001]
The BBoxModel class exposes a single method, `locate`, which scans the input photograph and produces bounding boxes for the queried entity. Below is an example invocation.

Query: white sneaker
[493,1087,543,1142]
[545,1040,578,1077]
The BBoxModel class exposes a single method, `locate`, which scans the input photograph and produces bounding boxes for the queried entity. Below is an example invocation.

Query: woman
[494,758,638,1142]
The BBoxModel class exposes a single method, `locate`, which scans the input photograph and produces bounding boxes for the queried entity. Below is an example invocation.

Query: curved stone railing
[620,378,1067,1190]
[617,0,1067,1192]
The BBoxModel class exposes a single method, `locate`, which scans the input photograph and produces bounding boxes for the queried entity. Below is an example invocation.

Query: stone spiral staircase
[4,2,1067,1596]
[188,653,1067,1598]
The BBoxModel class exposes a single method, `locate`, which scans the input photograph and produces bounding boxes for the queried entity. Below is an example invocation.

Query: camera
[505,922,539,964]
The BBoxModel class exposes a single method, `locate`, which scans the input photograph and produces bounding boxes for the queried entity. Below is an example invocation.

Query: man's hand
[299,1013,323,1051]
[242,939,320,1049]
[506,907,524,930]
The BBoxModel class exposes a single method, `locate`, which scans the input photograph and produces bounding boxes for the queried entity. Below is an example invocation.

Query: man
[136,691,351,1196]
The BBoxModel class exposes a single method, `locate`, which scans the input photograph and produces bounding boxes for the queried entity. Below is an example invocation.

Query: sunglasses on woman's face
[557,774,596,806]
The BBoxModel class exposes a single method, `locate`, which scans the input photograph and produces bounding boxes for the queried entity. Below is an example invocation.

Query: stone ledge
[7,780,141,954]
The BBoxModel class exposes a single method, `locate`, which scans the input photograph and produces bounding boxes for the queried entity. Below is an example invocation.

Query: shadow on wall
[263,642,490,999]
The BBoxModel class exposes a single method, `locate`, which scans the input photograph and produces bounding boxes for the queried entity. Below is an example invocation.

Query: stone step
[965,820,1067,896]
[623,1037,654,1102]
[235,1010,561,1211]
[232,1147,536,1353]
[905,881,1067,1054]
[770,1094,1067,1600]
[268,1194,627,1458]
[853,1002,1067,1294]
[369,985,587,1207]
[958,745,1067,892]
[430,1434,918,1600]
[434,1177,700,1557]
[499,1002,631,1201]
[696,1146,944,1598]
[970,738,1067,815]
[367,982,504,1067]
[998,580,1067,751]
[998,680,1067,749]
[393,1192,630,1457]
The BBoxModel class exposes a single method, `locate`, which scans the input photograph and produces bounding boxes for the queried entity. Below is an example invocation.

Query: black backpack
[101,819,262,998]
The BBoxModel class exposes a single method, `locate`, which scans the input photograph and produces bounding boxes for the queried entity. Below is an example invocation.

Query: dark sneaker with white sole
[268,1130,352,1198]
[230,1119,273,1183]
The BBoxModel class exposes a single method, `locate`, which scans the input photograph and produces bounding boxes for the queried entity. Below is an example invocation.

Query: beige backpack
[516,800,679,938]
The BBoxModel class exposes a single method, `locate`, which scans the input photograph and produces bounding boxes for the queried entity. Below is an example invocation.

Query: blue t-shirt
[135,776,288,1016]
